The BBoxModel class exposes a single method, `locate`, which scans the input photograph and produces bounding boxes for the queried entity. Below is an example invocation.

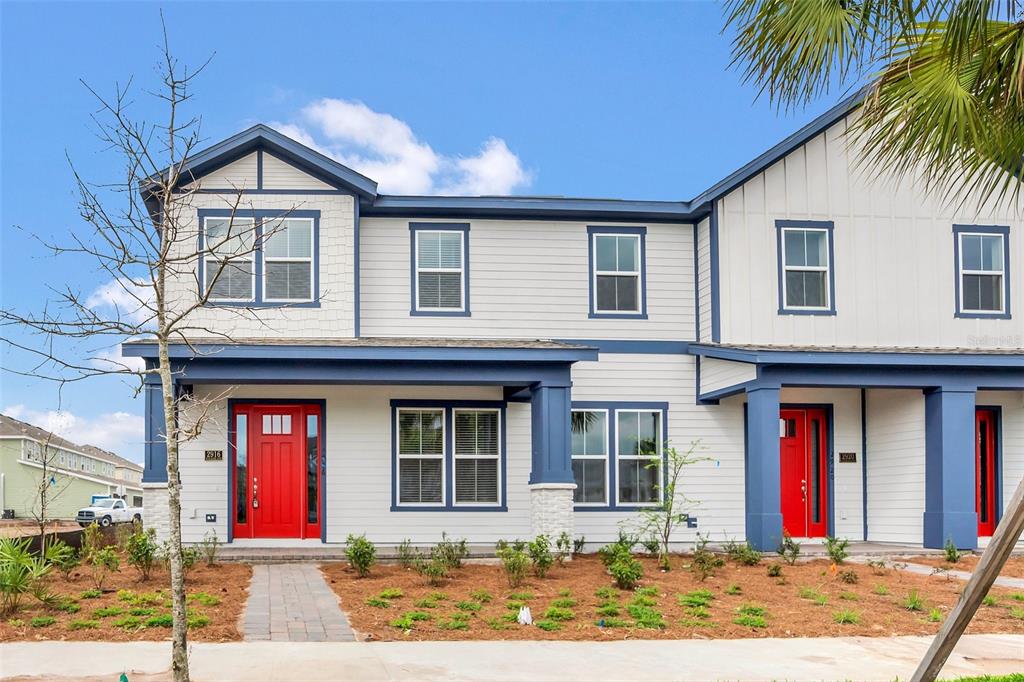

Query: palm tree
[724,0,1024,208]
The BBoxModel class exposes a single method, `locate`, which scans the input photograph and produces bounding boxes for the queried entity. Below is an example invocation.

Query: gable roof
[0,413,142,471]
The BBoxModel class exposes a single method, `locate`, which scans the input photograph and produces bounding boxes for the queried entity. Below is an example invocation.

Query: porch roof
[690,343,1024,367]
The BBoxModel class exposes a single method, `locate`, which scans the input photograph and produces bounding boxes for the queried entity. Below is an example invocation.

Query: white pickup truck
[76,498,143,527]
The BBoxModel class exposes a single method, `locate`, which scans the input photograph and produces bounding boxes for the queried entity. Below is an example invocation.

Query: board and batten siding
[359,217,694,340]
[865,389,925,544]
[699,357,756,396]
[715,115,1023,349]
[696,217,712,344]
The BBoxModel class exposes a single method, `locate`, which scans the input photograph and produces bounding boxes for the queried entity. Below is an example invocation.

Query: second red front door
[779,408,829,538]
[976,408,997,538]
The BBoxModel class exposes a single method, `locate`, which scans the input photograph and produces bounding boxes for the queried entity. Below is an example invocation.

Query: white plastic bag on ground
[518,605,532,625]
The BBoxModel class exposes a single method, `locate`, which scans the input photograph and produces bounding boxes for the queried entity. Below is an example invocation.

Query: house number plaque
[839,452,857,463]
[204,450,224,461]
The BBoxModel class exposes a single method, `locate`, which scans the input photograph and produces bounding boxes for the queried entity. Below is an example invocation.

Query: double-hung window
[616,410,662,505]
[412,224,468,314]
[453,409,500,505]
[396,409,445,505]
[203,217,256,302]
[777,221,834,314]
[955,226,1010,317]
[590,227,646,316]
[571,409,608,505]
[262,217,314,302]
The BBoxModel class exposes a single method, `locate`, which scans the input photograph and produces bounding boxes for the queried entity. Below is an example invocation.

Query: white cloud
[273,98,531,195]
[85,277,153,327]
[89,345,146,373]
[4,404,143,463]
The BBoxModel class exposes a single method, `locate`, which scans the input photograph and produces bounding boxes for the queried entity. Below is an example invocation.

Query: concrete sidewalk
[2,634,1022,682]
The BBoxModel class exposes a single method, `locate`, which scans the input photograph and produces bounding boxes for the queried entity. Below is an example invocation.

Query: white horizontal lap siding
[696,217,712,343]
[977,390,1024,545]
[779,387,864,540]
[183,152,259,191]
[164,192,355,338]
[699,357,756,395]
[359,218,692,340]
[177,391,231,543]
[570,354,746,545]
[717,114,1023,349]
[261,153,334,190]
[865,389,925,544]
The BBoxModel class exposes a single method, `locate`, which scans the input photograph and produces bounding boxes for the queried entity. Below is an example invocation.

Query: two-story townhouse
[127,93,1023,552]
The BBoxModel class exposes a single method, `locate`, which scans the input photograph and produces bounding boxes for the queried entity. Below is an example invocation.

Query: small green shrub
[1011,593,1024,602]
[44,540,80,581]
[824,536,849,565]
[69,619,100,630]
[777,531,801,566]
[833,609,860,625]
[724,584,742,596]
[345,534,377,578]
[873,584,890,596]
[505,600,526,611]
[88,546,120,591]
[927,608,943,623]
[432,533,469,570]
[497,546,530,588]
[528,535,554,578]
[113,615,142,630]
[390,611,431,630]
[79,589,102,599]
[437,616,470,631]
[678,589,715,608]
[573,536,586,555]
[187,613,211,628]
[627,604,666,629]
[641,535,661,556]
[129,607,155,616]
[837,569,859,585]
[1009,607,1024,621]
[733,604,768,628]
[508,591,533,601]
[535,619,562,631]
[555,532,572,566]
[724,539,762,566]
[839,592,859,601]
[904,590,925,612]
[30,616,55,628]
[594,586,616,600]
[689,534,725,581]
[737,604,766,617]
[93,606,125,617]
[455,600,481,612]
[543,606,575,621]
[609,555,643,590]
[412,597,439,609]
[558,588,572,597]
[766,563,783,578]
[597,536,635,567]
[7,619,25,627]
[366,597,390,608]
[415,557,450,587]
[685,605,711,620]
[550,597,577,608]
[982,594,998,607]
[396,539,418,568]
[485,617,509,631]
[145,614,174,628]
[596,616,630,628]
[55,599,80,613]
[377,588,403,600]
[469,589,492,603]
[943,536,962,564]
[189,592,221,607]
[629,594,657,607]
[798,586,828,606]
[596,603,620,617]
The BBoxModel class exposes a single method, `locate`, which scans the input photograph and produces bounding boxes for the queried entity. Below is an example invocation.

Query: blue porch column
[143,379,168,483]
[529,384,574,484]
[745,385,783,551]
[923,387,977,550]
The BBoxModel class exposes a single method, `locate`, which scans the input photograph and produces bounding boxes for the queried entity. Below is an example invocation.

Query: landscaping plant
[609,553,643,590]
[88,546,120,592]
[345,534,377,578]
[724,539,762,566]
[496,544,529,588]
[415,557,450,587]
[0,538,54,616]
[634,441,705,570]
[823,536,849,565]
[126,527,160,581]
[766,563,783,578]
[837,569,858,585]
[943,536,962,564]
[572,536,586,556]
[43,540,79,581]
[554,532,572,566]
[527,535,554,578]
[777,531,801,566]
[431,533,468,570]
[688,534,724,581]
[198,530,219,567]
[396,539,418,568]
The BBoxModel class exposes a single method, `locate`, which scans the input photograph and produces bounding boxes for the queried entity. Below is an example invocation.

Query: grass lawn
[0,561,251,642]
[321,554,1024,641]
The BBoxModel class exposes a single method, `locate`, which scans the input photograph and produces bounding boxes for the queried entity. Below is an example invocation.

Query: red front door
[232,403,321,540]
[976,408,998,537]
[779,408,829,538]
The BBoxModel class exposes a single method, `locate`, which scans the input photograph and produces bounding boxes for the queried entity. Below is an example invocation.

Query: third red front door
[976,408,998,538]
[779,408,829,538]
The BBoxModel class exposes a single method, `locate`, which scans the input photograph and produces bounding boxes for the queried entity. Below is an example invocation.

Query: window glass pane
[810,419,820,524]
[637,411,660,455]
[399,458,443,504]
[981,235,1003,272]
[596,275,638,312]
[398,410,443,455]
[979,421,989,523]
[266,262,312,300]
[784,230,806,266]
[281,414,292,435]
[455,411,499,456]
[962,234,982,270]
[418,272,462,309]
[572,459,606,503]
[206,261,253,299]
[616,236,639,272]
[618,459,659,503]
[455,458,498,503]
[595,236,617,271]
[306,414,318,524]
[618,412,639,456]
[418,231,462,270]
[206,218,254,257]
[262,219,312,259]
[963,274,1002,311]
[786,270,826,308]
[571,411,606,456]
[235,414,247,524]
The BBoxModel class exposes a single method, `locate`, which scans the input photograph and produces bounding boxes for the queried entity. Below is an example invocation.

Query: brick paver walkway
[242,563,355,642]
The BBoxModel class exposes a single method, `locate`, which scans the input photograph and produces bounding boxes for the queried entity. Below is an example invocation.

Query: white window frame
[958,231,1007,314]
[571,408,610,507]
[592,233,642,314]
[203,216,256,303]
[452,408,502,507]
[395,407,446,508]
[614,409,664,507]
[261,217,316,304]
[780,227,831,311]
[414,229,466,312]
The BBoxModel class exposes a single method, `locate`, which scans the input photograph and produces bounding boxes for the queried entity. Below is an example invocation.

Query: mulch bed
[321,555,1024,641]
[903,555,1024,579]
[0,562,251,642]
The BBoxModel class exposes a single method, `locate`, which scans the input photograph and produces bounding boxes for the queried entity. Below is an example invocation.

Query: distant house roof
[0,413,142,472]
[148,92,867,224]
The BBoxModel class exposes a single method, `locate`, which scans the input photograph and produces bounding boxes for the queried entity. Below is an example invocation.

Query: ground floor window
[571,402,667,510]
[392,400,506,511]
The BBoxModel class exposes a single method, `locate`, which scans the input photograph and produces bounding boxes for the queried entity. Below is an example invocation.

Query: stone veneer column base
[142,483,170,543]
[529,483,576,540]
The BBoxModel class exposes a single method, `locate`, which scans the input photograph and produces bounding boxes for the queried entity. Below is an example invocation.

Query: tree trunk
[159,337,190,682]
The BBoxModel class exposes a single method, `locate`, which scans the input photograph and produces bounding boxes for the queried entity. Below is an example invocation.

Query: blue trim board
[693,222,701,342]
[531,386,575,486]
[389,400,508,512]
[364,195,692,223]
[142,383,168,483]
[409,222,471,317]
[587,225,649,319]
[743,386,783,551]
[227,399,328,543]
[775,220,837,316]
[354,200,361,337]
[570,401,670,512]
[860,388,868,541]
[256,149,264,191]
[923,388,978,550]
[688,344,1024,368]
[554,339,687,355]
[952,224,1012,320]
[709,205,721,342]
[196,208,322,308]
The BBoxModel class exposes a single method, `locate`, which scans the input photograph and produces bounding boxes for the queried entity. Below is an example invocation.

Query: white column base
[142,483,170,543]
[529,482,576,540]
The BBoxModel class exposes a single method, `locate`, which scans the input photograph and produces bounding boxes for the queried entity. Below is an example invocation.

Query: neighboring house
[127,93,1023,551]
[0,414,144,519]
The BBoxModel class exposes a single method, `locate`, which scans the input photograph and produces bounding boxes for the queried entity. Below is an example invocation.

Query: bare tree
[0,21,300,682]
[27,430,75,552]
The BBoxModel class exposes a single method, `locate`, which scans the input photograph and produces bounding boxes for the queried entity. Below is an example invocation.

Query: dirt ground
[0,562,251,642]
[903,555,1024,579]
[321,555,1024,642]
[0,520,81,539]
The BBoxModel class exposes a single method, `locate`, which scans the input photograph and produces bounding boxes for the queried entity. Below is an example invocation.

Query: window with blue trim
[396,408,445,506]
[591,231,644,315]
[778,225,832,312]
[954,226,1010,317]
[571,409,609,505]
[204,217,256,302]
[410,223,469,315]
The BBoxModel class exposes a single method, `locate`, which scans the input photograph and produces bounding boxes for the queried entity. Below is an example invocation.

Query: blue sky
[0,1,842,462]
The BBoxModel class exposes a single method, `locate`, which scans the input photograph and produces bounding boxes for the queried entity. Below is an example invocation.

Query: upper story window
[588,226,647,319]
[410,223,470,316]
[776,220,835,315]
[199,209,320,307]
[954,225,1011,318]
